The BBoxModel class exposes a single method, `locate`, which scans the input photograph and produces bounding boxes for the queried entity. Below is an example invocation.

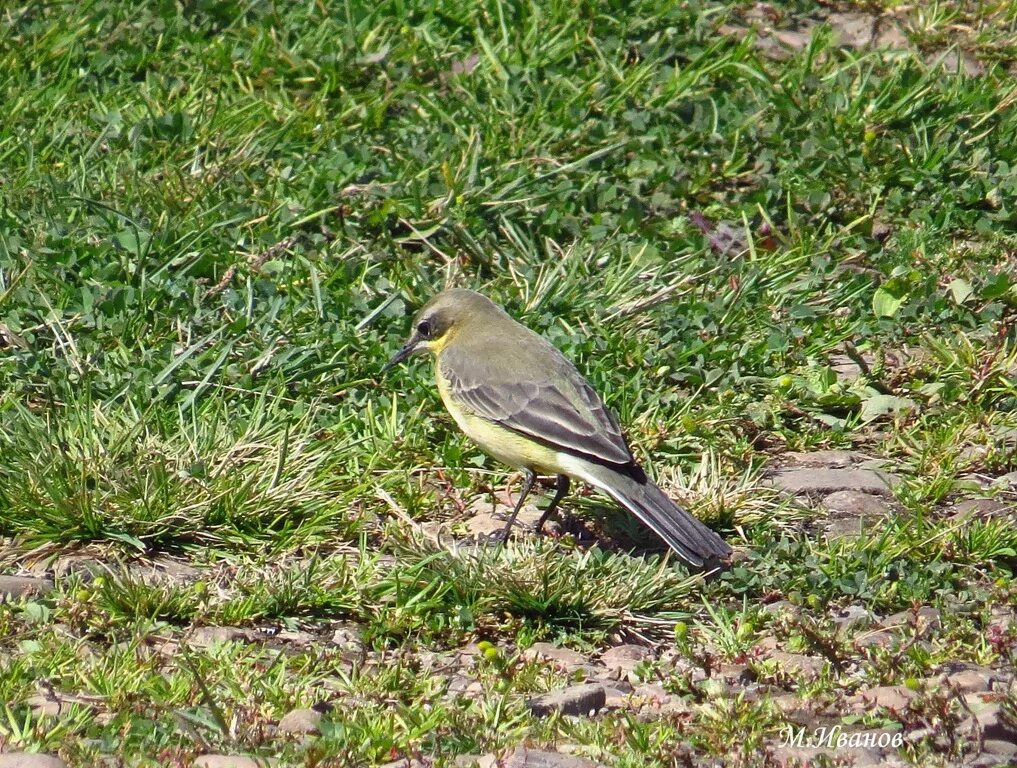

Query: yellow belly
[435,369,562,475]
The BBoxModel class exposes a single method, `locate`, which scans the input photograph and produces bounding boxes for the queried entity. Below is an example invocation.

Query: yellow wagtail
[383,288,731,567]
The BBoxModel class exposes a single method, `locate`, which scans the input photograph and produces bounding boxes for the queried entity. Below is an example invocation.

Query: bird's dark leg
[533,474,570,534]
[498,469,537,542]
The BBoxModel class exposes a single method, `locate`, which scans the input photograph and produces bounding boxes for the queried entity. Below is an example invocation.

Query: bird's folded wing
[440,355,633,467]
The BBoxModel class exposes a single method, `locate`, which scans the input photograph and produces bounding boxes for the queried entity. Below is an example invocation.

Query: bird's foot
[477,528,511,546]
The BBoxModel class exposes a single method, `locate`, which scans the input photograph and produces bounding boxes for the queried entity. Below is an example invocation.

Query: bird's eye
[416,320,432,338]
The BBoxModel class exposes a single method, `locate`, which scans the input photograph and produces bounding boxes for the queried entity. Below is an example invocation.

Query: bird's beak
[382,336,420,373]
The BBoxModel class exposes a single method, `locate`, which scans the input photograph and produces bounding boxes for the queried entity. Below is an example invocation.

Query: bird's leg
[497,469,536,542]
[533,474,570,534]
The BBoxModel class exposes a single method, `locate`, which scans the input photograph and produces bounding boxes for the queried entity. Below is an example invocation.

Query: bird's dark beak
[382,336,420,373]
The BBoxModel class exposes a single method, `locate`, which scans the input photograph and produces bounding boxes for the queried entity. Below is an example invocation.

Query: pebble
[527,683,606,718]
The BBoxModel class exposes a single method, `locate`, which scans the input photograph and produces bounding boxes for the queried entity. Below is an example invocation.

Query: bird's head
[383,288,497,371]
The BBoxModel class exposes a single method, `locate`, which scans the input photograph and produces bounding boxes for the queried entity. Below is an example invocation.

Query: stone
[762,600,798,616]
[941,665,995,694]
[873,20,910,49]
[376,761,426,768]
[330,624,362,649]
[821,490,890,517]
[783,450,859,468]
[604,680,633,695]
[446,675,473,695]
[935,49,984,77]
[632,683,688,714]
[949,498,1010,520]
[631,683,669,703]
[770,694,807,714]
[454,756,498,768]
[570,664,601,682]
[603,691,630,710]
[961,698,1017,742]
[766,468,897,495]
[130,556,202,585]
[187,627,261,647]
[854,630,897,650]
[0,575,54,599]
[462,493,543,538]
[503,746,606,768]
[49,555,108,583]
[830,355,864,382]
[981,739,1017,757]
[770,745,837,768]
[24,694,64,717]
[848,685,917,711]
[527,683,606,718]
[825,516,870,540]
[827,12,875,48]
[599,644,650,672]
[993,472,1017,489]
[772,30,814,53]
[766,651,827,680]
[524,642,587,667]
[880,606,941,635]
[192,757,276,768]
[0,755,67,768]
[272,630,316,646]
[277,707,322,735]
[834,604,875,629]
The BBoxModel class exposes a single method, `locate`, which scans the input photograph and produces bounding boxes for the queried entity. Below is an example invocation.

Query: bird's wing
[439,341,634,467]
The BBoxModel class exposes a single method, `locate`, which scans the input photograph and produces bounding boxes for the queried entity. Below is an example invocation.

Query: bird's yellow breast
[434,363,563,475]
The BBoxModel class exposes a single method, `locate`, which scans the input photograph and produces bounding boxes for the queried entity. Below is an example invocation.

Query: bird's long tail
[580,464,731,567]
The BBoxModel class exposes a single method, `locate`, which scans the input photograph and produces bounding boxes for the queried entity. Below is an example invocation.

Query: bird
[383,288,731,567]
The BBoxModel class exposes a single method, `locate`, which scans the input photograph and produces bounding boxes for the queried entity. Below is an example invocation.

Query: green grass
[2,0,1016,764]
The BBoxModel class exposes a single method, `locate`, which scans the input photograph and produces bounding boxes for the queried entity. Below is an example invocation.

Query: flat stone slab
[0,755,68,768]
[192,756,277,768]
[847,685,917,712]
[599,644,651,672]
[0,575,54,599]
[782,450,861,468]
[504,747,606,768]
[821,490,891,517]
[766,468,898,495]
[524,642,587,667]
[277,707,322,735]
[527,683,605,718]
